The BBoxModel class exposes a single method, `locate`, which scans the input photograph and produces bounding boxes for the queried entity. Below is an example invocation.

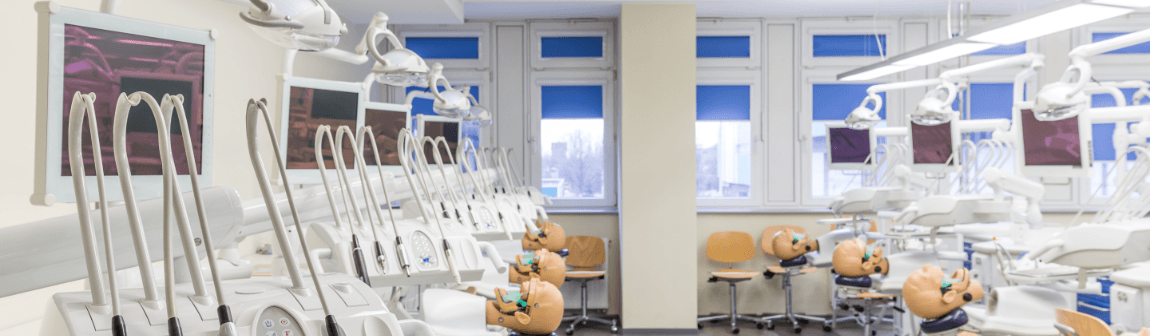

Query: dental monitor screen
[284,86,359,170]
[911,121,956,172]
[1019,108,1090,177]
[364,107,408,166]
[421,120,461,164]
[828,127,873,169]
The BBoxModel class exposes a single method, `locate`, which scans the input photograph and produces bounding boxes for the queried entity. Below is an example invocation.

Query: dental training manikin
[421,278,564,336]
[903,265,984,336]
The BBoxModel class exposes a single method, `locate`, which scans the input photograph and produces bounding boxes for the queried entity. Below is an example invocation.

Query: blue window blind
[973,42,1026,56]
[406,86,480,116]
[813,35,886,57]
[697,85,751,120]
[812,84,886,120]
[1093,32,1150,54]
[1093,88,1140,161]
[541,37,603,58]
[406,37,480,59]
[697,36,751,58]
[951,83,1016,120]
[542,86,603,119]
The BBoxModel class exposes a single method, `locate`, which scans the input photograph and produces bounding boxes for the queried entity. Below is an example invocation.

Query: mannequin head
[522,221,567,251]
[510,249,567,288]
[771,228,819,261]
[902,265,984,320]
[832,238,889,277]
[486,278,564,334]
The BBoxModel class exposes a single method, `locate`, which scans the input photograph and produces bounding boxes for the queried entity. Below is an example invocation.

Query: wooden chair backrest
[1055,308,1114,336]
[565,236,606,268]
[761,225,808,257]
[706,231,755,263]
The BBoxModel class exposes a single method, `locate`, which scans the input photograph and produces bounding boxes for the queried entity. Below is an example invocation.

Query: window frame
[696,20,762,69]
[801,20,900,68]
[528,70,617,208]
[1075,17,1150,66]
[695,69,764,207]
[529,21,615,70]
[395,22,492,70]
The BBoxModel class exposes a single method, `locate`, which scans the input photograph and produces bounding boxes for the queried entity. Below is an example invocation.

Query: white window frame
[696,20,762,69]
[529,21,615,70]
[395,22,492,70]
[801,20,900,68]
[799,69,902,206]
[695,70,764,207]
[529,70,617,208]
[1075,17,1150,66]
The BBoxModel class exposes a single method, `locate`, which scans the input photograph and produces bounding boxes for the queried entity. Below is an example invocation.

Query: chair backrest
[1055,308,1114,336]
[706,231,755,263]
[760,225,807,258]
[565,236,606,268]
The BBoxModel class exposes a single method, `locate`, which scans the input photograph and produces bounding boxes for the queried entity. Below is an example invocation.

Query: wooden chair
[560,236,616,334]
[697,231,762,334]
[760,226,829,333]
[1055,308,1114,336]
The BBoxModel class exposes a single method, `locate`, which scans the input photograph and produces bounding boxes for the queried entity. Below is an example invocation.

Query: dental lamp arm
[984,167,1045,225]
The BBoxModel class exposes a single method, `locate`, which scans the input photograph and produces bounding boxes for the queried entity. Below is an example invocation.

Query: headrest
[902,265,983,320]
[920,308,969,334]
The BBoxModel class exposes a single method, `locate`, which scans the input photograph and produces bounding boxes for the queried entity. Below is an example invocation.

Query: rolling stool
[760,225,830,333]
[697,231,762,334]
[834,274,900,336]
[830,238,900,335]
[560,236,617,334]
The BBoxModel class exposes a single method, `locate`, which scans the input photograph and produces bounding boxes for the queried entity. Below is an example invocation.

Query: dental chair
[561,236,617,334]
[760,226,829,333]
[831,238,898,335]
[422,278,564,336]
[697,231,762,334]
[903,265,984,336]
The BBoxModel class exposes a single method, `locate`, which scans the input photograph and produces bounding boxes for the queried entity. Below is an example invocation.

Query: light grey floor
[563,315,894,336]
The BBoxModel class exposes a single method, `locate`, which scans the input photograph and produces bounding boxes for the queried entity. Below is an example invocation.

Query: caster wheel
[732,328,740,334]
[871,330,877,336]
[766,322,775,330]
[565,330,573,336]
[794,327,802,334]
[823,325,833,332]
[697,323,703,330]
[611,326,619,333]
[756,323,764,329]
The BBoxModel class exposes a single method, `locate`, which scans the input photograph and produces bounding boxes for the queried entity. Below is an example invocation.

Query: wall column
[618,4,697,333]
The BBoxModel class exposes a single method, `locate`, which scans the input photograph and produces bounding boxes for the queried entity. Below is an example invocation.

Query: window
[531,21,614,70]
[697,36,751,58]
[811,35,887,57]
[951,83,1018,193]
[396,23,490,69]
[971,42,1026,56]
[1089,87,1141,198]
[530,75,615,207]
[405,37,480,59]
[696,85,753,199]
[541,36,603,58]
[809,84,885,199]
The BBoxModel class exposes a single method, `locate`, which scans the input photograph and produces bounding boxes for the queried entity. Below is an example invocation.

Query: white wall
[0,1,374,333]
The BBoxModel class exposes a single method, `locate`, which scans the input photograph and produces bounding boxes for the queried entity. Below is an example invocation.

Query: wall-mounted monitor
[825,124,877,171]
[276,76,364,184]
[33,5,215,205]
[362,101,410,173]
[909,120,961,173]
[1016,109,1092,178]
[415,114,462,165]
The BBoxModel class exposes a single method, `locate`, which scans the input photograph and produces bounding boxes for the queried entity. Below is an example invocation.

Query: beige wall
[0,1,372,333]
[618,4,698,330]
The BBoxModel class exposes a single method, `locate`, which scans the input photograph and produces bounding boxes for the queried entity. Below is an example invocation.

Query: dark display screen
[912,121,954,165]
[423,121,460,164]
[1020,109,1084,167]
[284,86,358,169]
[829,127,872,164]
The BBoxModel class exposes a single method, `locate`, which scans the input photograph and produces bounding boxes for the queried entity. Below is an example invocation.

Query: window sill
[544,208,619,215]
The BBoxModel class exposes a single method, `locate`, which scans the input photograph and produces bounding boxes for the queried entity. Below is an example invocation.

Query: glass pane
[697,85,751,121]
[542,86,603,119]
[405,37,480,59]
[541,119,604,199]
[541,37,603,58]
[697,36,751,58]
[811,84,886,120]
[812,35,886,57]
[1093,32,1150,54]
[972,42,1026,56]
[696,121,752,198]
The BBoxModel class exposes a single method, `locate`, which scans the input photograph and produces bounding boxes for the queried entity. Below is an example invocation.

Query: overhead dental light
[846,94,884,130]
[461,89,493,127]
[239,0,347,51]
[911,84,958,126]
[357,13,430,87]
[1033,27,1150,121]
[839,0,1150,81]
[427,63,472,118]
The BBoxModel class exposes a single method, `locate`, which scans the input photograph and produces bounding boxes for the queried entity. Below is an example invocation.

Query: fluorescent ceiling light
[893,43,996,66]
[840,65,915,81]
[968,4,1133,45]
[1091,0,1150,8]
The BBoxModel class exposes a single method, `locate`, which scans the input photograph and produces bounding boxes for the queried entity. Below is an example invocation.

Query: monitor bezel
[825,123,879,171]
[908,119,962,173]
[32,6,216,205]
[276,75,366,185]
[1014,108,1093,178]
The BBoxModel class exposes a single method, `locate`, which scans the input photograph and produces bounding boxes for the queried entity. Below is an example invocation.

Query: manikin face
[487,278,565,335]
[771,229,816,261]
[832,238,888,277]
[902,265,984,320]
[510,249,566,288]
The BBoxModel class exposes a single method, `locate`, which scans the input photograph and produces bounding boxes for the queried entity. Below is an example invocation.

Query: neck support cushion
[834,274,873,288]
[771,228,819,261]
[920,308,970,334]
[510,249,566,288]
[523,221,567,251]
[903,265,984,320]
[486,278,564,335]
[833,238,890,277]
